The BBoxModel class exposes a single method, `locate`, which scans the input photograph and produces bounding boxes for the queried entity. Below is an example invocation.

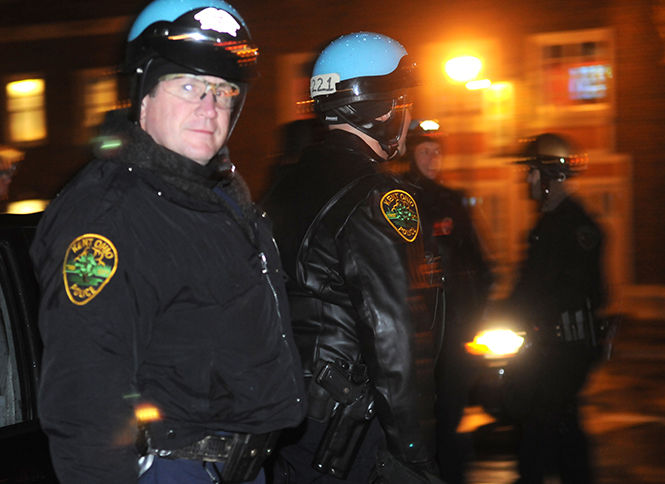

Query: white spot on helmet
[194,8,240,37]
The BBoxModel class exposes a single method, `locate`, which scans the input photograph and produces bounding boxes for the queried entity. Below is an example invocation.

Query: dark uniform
[406,173,493,483]
[264,130,441,482]
[503,194,605,484]
[30,118,306,482]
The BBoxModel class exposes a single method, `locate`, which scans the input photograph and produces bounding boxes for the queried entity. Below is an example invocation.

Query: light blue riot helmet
[310,32,417,159]
[123,0,258,136]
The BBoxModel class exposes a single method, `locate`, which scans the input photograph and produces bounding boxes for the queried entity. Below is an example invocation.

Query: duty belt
[149,431,279,463]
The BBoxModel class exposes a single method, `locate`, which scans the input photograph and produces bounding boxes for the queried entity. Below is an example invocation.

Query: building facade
[1,0,664,307]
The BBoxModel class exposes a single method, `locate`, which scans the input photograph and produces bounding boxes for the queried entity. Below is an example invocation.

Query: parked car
[0,212,57,482]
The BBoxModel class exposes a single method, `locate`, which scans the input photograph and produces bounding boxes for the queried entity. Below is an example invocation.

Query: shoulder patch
[62,234,118,306]
[380,190,420,242]
[576,225,600,251]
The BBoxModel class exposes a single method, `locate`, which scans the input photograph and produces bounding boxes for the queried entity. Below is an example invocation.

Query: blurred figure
[29,0,306,482]
[261,117,326,204]
[403,121,493,484]
[276,118,327,166]
[501,133,606,484]
[0,146,22,208]
[264,33,443,483]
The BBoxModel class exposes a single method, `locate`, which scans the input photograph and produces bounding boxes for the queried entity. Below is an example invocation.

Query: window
[529,28,614,113]
[541,42,611,107]
[5,78,47,144]
[81,70,118,128]
[73,68,120,144]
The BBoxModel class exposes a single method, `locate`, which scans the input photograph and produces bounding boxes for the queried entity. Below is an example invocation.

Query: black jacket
[508,195,606,339]
[30,119,306,483]
[264,130,440,465]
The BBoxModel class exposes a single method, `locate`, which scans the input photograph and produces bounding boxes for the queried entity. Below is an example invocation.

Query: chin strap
[324,102,408,160]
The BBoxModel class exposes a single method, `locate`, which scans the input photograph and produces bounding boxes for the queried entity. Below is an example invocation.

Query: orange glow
[444,56,483,82]
[7,79,44,97]
[135,404,162,423]
[465,329,525,358]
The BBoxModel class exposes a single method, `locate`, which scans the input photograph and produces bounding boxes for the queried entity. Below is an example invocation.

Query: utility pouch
[218,431,280,483]
[311,360,374,479]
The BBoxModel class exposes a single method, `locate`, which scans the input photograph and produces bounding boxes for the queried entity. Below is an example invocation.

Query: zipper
[259,250,282,322]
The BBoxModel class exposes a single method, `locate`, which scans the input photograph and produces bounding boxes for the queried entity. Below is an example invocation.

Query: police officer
[404,122,493,484]
[30,1,306,482]
[502,133,606,484]
[264,33,442,483]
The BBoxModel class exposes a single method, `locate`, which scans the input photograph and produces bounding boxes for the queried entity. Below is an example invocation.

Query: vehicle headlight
[465,328,525,358]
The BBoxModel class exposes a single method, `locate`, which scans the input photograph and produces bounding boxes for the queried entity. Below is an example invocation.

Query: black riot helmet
[515,133,587,181]
[123,0,258,138]
[310,32,418,160]
[405,120,444,155]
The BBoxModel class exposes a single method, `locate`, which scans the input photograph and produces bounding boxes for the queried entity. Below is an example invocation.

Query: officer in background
[264,33,443,483]
[30,1,306,482]
[502,133,606,484]
[404,122,493,484]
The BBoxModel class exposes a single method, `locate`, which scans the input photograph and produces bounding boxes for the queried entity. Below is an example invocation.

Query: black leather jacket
[264,130,441,465]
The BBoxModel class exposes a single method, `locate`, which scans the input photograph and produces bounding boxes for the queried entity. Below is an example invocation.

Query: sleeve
[336,187,433,465]
[453,194,494,318]
[32,223,152,483]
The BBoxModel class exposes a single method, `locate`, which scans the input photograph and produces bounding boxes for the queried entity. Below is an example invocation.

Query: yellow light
[465,329,525,358]
[419,119,440,131]
[7,79,44,97]
[444,56,482,83]
[487,81,513,99]
[5,199,49,214]
[135,404,162,423]
[465,79,492,90]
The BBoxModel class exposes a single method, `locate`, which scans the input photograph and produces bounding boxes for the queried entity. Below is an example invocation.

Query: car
[464,312,620,421]
[0,212,58,482]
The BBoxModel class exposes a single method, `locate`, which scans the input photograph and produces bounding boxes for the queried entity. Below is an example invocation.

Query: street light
[444,55,483,83]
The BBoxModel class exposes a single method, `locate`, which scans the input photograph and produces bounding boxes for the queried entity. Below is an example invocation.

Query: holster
[216,432,280,483]
[310,360,375,479]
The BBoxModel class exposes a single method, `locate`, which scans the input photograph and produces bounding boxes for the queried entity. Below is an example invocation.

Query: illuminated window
[82,71,118,128]
[542,41,611,106]
[5,78,46,143]
[530,29,614,110]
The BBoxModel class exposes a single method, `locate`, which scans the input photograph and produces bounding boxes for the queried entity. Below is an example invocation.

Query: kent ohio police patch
[380,190,419,242]
[62,234,118,306]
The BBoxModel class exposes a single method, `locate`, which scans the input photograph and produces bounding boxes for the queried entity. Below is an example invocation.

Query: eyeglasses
[159,74,240,109]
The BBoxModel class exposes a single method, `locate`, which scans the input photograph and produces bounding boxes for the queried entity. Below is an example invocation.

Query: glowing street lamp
[444,56,483,83]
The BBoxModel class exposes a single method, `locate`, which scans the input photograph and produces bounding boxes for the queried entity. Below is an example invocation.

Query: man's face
[413,140,442,180]
[140,74,234,165]
[526,167,543,201]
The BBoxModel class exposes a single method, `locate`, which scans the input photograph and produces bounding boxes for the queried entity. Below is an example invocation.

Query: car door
[0,213,57,483]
